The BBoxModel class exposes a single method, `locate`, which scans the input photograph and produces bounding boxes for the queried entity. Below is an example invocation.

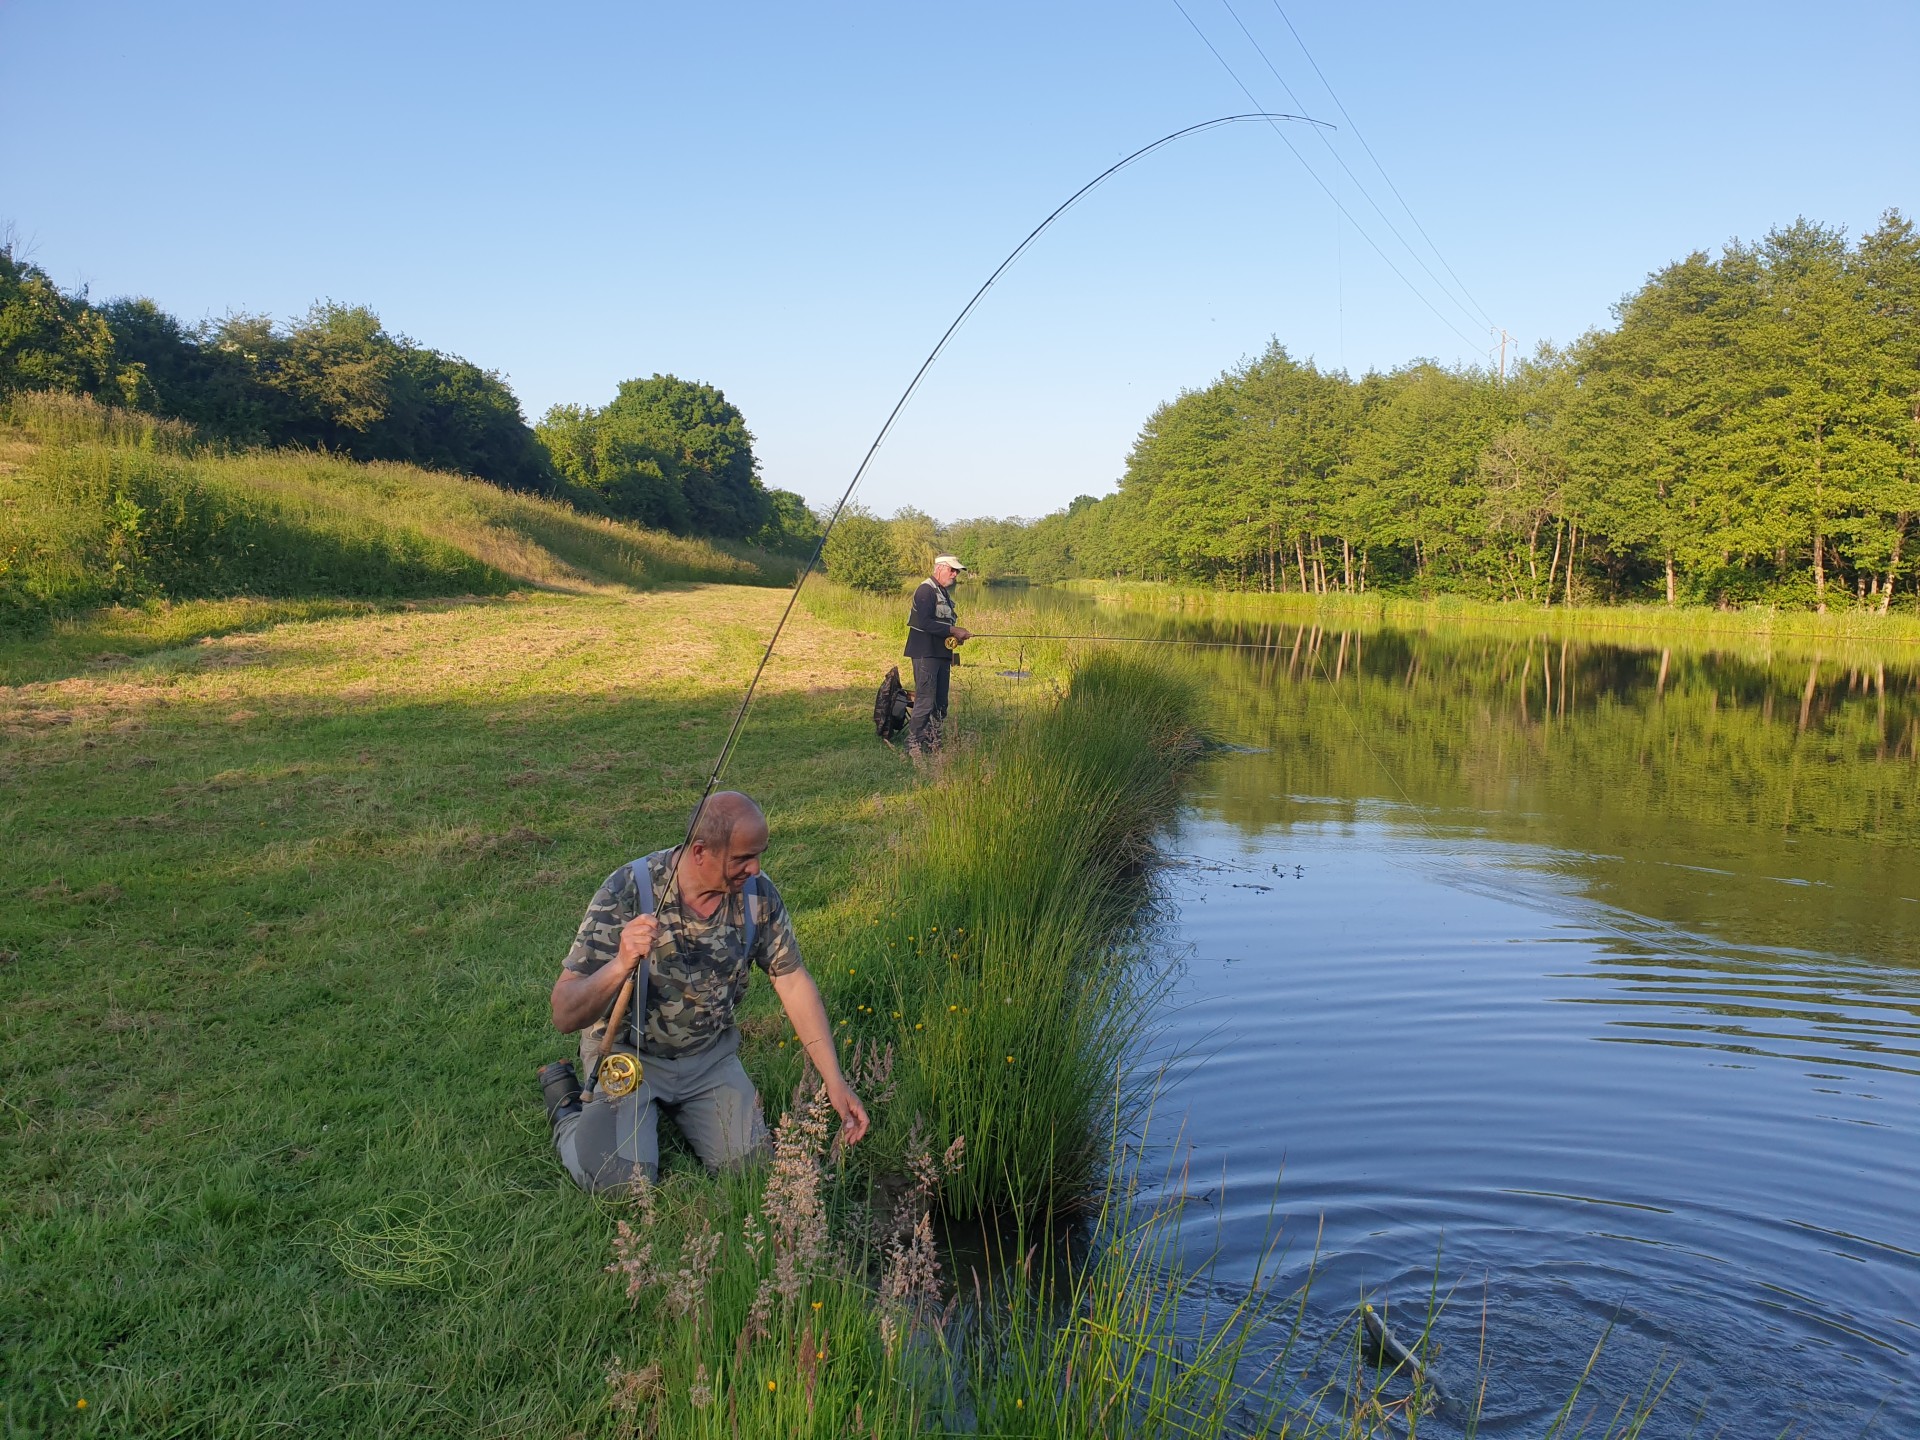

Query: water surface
[977,596,1920,1436]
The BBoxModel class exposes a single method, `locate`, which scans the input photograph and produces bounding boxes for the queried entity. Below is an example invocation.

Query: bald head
[689,791,766,852]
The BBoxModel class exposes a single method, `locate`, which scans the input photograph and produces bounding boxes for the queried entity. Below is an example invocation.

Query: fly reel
[597,1051,641,1098]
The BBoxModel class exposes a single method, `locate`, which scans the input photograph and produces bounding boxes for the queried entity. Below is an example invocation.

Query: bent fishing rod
[593,112,1329,1095]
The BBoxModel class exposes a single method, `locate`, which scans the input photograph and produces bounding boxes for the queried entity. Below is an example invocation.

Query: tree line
[939,212,1920,611]
[0,240,820,552]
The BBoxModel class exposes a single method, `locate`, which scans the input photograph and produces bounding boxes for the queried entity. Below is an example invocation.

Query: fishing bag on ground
[873,666,914,743]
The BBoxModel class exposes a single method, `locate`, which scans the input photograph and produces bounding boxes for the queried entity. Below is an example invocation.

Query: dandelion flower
[815,1349,825,1359]
[915,1023,923,1031]
[811,1300,822,1310]
[76,1400,88,1411]
[948,1004,958,1012]
[1017,1398,1025,1409]
[767,1379,777,1392]
[1006,1055,1014,1063]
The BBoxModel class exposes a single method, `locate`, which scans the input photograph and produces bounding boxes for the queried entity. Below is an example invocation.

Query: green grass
[843,654,1202,1214]
[1067,583,1920,645]
[0,392,794,637]
[0,585,917,1437]
[1055,579,1920,666]
[2,580,1662,1437]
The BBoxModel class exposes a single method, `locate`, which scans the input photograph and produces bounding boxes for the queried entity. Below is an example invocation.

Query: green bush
[823,510,902,594]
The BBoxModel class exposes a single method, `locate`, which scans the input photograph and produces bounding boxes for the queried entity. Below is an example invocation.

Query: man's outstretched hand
[827,1079,870,1144]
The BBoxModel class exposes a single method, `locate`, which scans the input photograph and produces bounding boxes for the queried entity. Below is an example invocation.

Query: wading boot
[538,1060,582,1130]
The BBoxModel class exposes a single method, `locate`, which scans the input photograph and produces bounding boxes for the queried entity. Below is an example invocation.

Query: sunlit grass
[1066,579,1920,659]
[2,576,1670,1436]
[0,392,793,636]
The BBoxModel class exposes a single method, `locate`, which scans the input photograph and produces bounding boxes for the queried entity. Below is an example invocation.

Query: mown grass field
[0,584,927,1436]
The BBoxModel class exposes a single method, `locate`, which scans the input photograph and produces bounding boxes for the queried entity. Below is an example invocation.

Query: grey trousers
[553,1028,770,1192]
[908,656,952,753]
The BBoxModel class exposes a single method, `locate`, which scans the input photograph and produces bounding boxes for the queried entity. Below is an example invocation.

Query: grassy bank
[1,585,917,1436]
[3,582,1655,1437]
[0,392,795,638]
[1065,580,1920,651]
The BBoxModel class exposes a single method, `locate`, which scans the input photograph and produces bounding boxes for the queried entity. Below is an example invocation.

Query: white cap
[933,555,968,571]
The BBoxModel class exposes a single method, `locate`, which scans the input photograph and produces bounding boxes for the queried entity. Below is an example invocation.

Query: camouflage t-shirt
[564,848,804,1062]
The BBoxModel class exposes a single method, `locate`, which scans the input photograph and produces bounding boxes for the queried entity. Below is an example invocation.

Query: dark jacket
[903,578,958,660]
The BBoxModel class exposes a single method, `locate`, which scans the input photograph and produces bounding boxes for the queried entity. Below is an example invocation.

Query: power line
[1217,0,1489,339]
[1267,0,1497,333]
[1167,0,1487,354]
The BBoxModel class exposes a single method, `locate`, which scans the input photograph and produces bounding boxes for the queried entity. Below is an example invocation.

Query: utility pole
[1493,326,1517,382]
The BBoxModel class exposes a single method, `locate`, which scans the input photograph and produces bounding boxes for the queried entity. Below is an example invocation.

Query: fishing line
[964,630,1328,653]
[597,114,1328,1070]
[679,112,1328,828]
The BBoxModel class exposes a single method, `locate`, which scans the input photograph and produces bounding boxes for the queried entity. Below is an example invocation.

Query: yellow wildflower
[768,1379,777,1392]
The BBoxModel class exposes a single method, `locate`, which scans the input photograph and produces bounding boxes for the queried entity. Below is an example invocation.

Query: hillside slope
[0,393,797,634]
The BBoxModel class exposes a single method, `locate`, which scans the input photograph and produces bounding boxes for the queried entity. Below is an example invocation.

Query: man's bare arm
[769,968,870,1144]
[550,914,658,1032]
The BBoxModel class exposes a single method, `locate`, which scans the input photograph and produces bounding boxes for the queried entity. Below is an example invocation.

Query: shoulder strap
[615,850,669,1047]
[741,874,763,959]
[627,852,763,972]
[626,854,660,915]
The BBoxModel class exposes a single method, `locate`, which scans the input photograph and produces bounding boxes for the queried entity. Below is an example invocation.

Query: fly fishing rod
[592,111,1329,1096]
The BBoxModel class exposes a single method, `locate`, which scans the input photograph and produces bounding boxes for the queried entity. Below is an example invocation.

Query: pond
[970,593,1920,1437]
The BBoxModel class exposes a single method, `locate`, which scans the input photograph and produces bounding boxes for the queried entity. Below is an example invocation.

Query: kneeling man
[541,791,868,1191]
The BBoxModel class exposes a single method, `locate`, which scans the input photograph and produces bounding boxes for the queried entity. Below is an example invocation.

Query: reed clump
[851,651,1204,1215]
[602,1097,1664,1438]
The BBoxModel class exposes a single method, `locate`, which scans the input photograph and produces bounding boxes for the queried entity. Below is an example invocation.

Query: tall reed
[828,652,1203,1215]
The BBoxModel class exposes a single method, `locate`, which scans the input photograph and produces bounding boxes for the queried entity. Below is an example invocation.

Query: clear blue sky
[4,1,1915,522]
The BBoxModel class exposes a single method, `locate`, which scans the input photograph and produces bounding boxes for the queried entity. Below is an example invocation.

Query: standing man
[539,791,868,1192]
[903,554,971,757]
